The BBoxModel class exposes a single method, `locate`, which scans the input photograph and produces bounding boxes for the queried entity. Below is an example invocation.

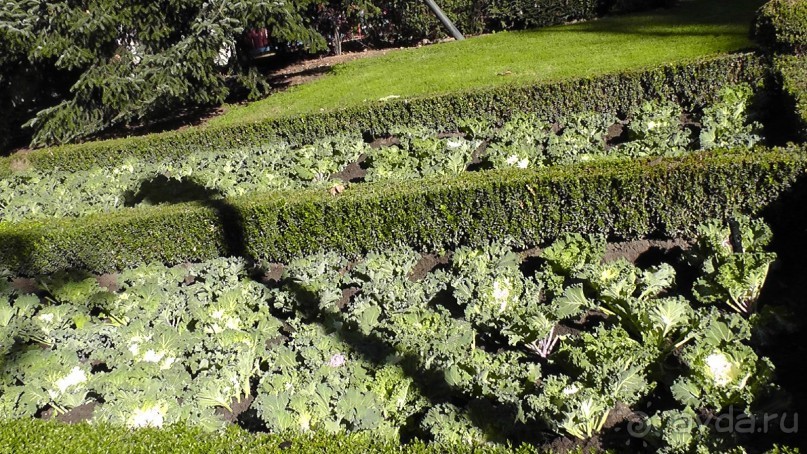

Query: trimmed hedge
[776,55,807,138]
[0,53,769,178]
[325,0,670,45]
[455,0,671,35]
[0,421,800,454]
[754,0,807,54]
[2,147,806,275]
[0,420,544,454]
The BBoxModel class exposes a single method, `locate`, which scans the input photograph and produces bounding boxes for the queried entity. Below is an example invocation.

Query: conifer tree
[0,0,324,148]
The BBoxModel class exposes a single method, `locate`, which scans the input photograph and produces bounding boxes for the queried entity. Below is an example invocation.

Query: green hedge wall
[354,0,670,43]
[0,53,769,178]
[0,420,545,454]
[776,55,807,138]
[2,147,805,275]
[481,0,672,31]
[0,419,799,454]
[754,0,807,54]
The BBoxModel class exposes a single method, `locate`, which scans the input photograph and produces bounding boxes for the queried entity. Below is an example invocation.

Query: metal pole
[423,0,465,41]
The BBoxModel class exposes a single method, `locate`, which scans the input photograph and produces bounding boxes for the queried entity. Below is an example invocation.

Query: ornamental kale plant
[0,86,764,225]
[699,84,763,150]
[545,111,616,164]
[364,126,480,182]
[691,216,776,314]
[619,99,692,157]
[254,320,427,437]
[483,113,552,169]
[0,258,283,430]
[670,310,774,411]
[0,217,786,451]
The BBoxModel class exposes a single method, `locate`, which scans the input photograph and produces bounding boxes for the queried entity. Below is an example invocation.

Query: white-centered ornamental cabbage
[328,353,346,368]
[162,356,177,370]
[49,367,87,399]
[211,309,226,320]
[128,404,166,429]
[225,317,241,330]
[492,278,511,313]
[563,384,581,395]
[142,349,165,363]
[704,352,738,387]
[505,155,529,168]
[208,308,241,333]
[447,139,463,149]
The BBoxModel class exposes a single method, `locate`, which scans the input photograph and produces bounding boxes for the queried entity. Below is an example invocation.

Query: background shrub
[754,0,807,54]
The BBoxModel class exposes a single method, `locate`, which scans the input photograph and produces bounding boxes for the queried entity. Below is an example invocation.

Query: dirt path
[266,49,400,89]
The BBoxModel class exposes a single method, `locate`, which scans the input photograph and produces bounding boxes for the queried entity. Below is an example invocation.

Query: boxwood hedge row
[391,0,672,39]
[0,420,545,454]
[776,55,807,139]
[2,146,805,275]
[0,53,769,178]
[754,0,807,55]
[0,419,799,454]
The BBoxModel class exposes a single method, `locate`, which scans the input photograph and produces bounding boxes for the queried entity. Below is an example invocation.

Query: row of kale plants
[0,84,761,224]
[0,215,791,452]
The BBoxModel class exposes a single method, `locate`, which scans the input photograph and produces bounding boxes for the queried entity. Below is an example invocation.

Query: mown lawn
[211,0,764,127]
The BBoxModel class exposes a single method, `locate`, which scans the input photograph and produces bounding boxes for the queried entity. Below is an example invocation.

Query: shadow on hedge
[2,163,807,448]
[124,175,251,259]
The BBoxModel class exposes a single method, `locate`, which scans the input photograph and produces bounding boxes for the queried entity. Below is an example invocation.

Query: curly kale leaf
[541,233,606,276]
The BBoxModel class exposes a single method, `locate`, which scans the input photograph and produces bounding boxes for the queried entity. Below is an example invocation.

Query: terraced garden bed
[2,216,804,452]
[2,0,807,452]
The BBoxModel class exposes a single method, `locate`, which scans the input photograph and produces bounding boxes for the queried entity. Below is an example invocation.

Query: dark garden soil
[409,253,452,282]
[544,434,602,454]
[216,395,255,424]
[603,238,691,265]
[40,402,97,424]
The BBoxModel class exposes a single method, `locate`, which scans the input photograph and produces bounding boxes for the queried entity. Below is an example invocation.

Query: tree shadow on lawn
[525,0,766,39]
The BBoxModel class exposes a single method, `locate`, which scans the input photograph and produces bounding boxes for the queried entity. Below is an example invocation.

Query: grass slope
[212,0,764,127]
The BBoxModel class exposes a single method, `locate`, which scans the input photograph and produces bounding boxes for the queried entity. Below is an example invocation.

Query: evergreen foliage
[0,0,323,147]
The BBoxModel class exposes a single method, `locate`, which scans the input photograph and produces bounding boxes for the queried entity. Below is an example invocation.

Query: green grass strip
[2,147,805,275]
[212,0,764,126]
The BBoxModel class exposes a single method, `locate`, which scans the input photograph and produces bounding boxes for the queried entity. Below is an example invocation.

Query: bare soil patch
[267,49,399,90]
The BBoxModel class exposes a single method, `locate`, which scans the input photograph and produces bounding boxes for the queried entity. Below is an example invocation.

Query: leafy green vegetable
[619,100,691,157]
[561,395,611,440]
[691,216,776,314]
[0,217,783,451]
[0,88,765,225]
[700,84,762,150]
[541,233,605,276]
